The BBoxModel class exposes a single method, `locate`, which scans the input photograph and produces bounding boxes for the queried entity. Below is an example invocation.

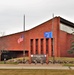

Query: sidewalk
[0,63,73,70]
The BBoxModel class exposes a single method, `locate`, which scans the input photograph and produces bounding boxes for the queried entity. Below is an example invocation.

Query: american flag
[17,35,24,44]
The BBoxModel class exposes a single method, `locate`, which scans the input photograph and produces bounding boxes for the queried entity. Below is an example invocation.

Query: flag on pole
[17,35,24,44]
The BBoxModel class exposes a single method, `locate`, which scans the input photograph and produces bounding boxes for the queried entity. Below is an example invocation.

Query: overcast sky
[0,0,74,35]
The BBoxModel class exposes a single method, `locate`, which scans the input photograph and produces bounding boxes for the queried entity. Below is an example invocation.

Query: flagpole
[23,15,25,59]
[52,14,55,64]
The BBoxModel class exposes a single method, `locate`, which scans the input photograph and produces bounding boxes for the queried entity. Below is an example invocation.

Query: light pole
[52,14,55,64]
[23,15,25,59]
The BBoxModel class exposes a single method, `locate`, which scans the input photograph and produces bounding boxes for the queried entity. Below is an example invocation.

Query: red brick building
[0,16,74,60]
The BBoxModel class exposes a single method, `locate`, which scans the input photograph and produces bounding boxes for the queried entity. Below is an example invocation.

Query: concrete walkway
[0,64,73,70]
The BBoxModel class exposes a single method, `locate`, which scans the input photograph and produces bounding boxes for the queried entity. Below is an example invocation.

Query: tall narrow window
[46,38,49,54]
[30,39,33,54]
[41,39,43,54]
[51,38,53,56]
[36,39,38,54]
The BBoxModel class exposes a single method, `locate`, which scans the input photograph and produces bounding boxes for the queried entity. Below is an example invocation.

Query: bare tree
[0,32,9,61]
[68,31,74,54]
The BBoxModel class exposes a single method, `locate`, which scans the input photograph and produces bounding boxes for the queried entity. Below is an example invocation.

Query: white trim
[60,23,74,34]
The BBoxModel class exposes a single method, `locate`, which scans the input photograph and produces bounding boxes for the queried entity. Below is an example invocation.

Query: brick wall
[0,17,73,57]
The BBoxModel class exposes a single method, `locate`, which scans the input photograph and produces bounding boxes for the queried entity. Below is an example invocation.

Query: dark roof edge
[60,17,74,27]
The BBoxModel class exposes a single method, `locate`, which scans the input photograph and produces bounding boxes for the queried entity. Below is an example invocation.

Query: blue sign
[44,32,53,38]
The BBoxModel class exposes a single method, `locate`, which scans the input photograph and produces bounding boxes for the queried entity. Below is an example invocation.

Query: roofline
[1,16,74,38]
[60,17,74,27]
[0,31,26,38]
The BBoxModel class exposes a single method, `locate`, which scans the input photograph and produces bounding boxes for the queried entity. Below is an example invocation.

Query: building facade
[0,16,74,60]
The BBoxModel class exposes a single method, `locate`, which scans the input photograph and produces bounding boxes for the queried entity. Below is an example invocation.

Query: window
[51,38,53,56]
[30,39,33,54]
[46,38,49,54]
[41,39,43,54]
[36,39,38,54]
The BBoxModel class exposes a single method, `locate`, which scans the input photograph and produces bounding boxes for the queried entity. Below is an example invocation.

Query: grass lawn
[49,57,74,61]
[0,69,74,75]
[49,57,74,66]
[63,64,74,67]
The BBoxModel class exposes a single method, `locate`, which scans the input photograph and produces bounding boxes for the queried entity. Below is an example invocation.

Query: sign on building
[44,31,53,38]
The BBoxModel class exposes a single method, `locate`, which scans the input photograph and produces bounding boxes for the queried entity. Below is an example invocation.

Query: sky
[0,0,74,36]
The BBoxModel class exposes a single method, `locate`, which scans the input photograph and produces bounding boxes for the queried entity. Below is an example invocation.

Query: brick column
[29,40,31,64]
[48,39,52,57]
[43,38,46,54]
[38,39,41,54]
[46,54,48,64]
[29,49,31,64]
[33,39,36,54]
